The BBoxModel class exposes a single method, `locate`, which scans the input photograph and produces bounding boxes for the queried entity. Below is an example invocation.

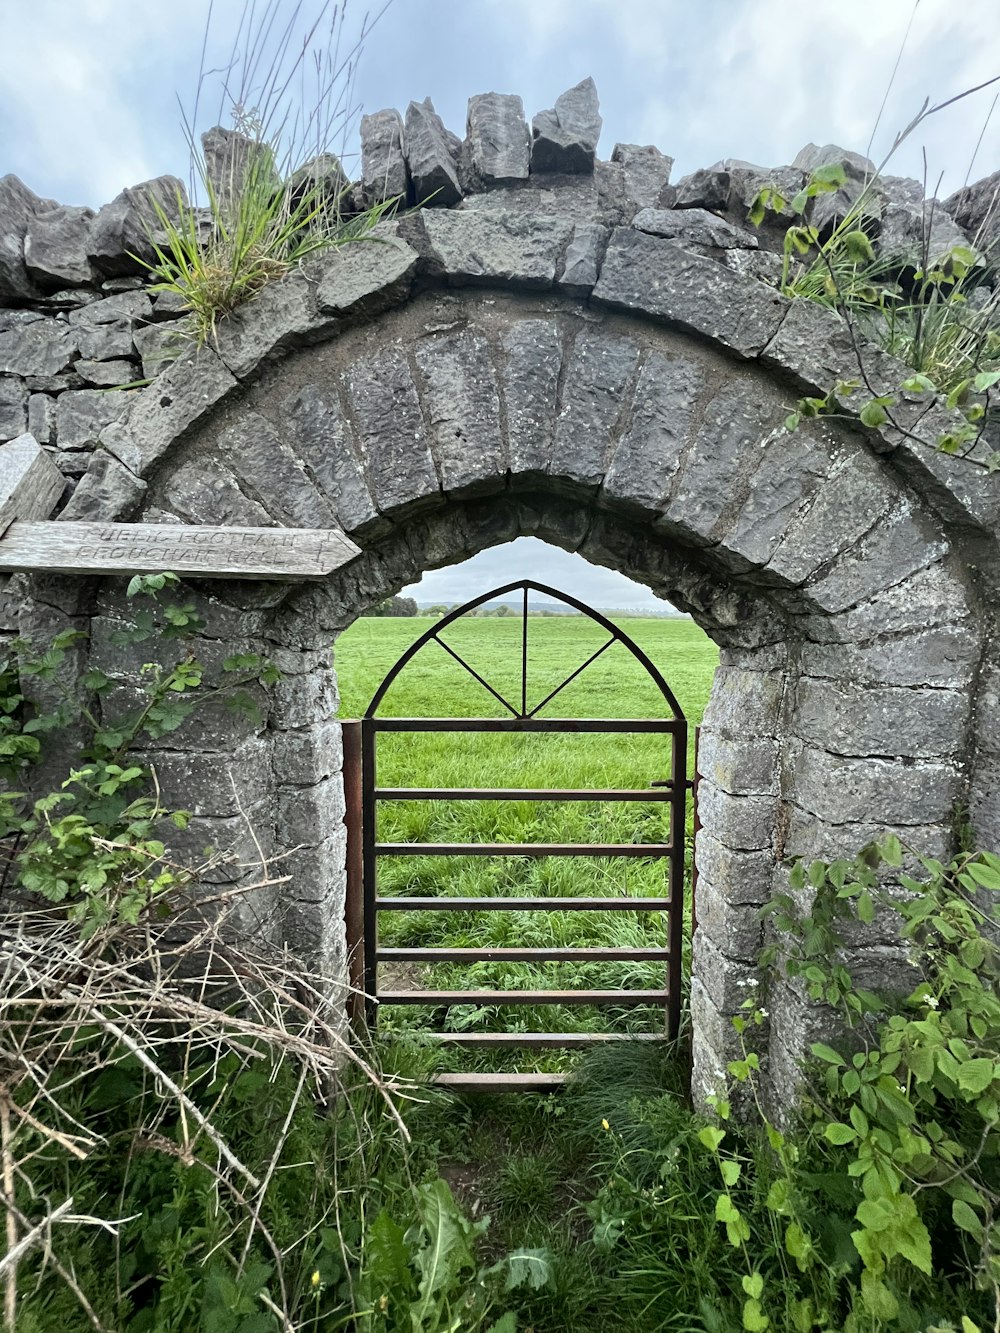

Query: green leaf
[715,1194,740,1224]
[860,1270,898,1320]
[812,163,847,189]
[901,373,937,395]
[840,229,875,263]
[721,1160,742,1187]
[742,1273,764,1300]
[504,1248,553,1292]
[742,1297,769,1331]
[699,1126,726,1152]
[973,370,1000,393]
[966,860,1000,891]
[487,1316,518,1333]
[811,1043,845,1066]
[824,1122,857,1145]
[952,1199,984,1240]
[957,1057,995,1095]
[860,401,888,428]
[784,412,801,432]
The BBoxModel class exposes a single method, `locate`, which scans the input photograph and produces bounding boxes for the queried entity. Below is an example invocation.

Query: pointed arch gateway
[36,204,994,1110]
[346,581,691,1088]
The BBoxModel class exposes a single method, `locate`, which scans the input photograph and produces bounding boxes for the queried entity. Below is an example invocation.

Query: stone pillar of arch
[17,212,996,1110]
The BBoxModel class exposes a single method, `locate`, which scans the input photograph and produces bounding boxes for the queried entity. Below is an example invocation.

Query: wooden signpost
[0,436,361,582]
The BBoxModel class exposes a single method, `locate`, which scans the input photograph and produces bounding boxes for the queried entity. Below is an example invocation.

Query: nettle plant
[700,837,1000,1332]
[0,572,278,935]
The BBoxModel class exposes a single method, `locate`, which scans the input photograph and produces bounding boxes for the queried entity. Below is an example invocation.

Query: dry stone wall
[2,79,999,1110]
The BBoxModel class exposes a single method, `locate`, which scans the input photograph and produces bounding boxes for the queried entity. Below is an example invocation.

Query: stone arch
[29,218,994,1106]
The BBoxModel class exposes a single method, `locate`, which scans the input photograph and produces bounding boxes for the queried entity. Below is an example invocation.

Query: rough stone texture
[158,457,271,527]
[501,319,564,478]
[594,228,788,357]
[201,128,274,211]
[611,143,674,210]
[314,233,419,320]
[361,109,410,206]
[0,175,50,302]
[791,142,878,233]
[405,99,462,206]
[59,449,146,520]
[0,376,28,441]
[88,176,187,276]
[345,348,440,518]
[944,168,1000,252]
[422,209,574,288]
[23,205,95,287]
[218,412,338,529]
[55,389,129,450]
[559,222,607,293]
[0,319,75,377]
[788,741,962,826]
[793,678,967,760]
[531,78,602,174]
[280,383,380,533]
[633,207,757,250]
[548,329,640,489]
[413,329,505,496]
[673,167,730,211]
[467,93,530,185]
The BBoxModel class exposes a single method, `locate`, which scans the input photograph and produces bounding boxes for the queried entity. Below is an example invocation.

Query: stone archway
[22,216,994,1107]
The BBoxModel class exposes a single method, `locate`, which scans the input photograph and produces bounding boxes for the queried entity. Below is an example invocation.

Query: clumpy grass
[143,0,397,344]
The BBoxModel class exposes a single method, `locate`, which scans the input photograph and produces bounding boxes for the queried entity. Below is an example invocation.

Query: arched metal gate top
[365,579,685,720]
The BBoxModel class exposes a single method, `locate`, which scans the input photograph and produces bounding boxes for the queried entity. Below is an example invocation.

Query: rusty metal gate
[343,581,691,1090]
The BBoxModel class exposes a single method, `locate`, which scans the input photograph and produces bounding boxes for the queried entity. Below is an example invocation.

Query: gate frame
[343,581,692,1059]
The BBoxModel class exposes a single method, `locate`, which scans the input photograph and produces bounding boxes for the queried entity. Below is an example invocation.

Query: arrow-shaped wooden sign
[0,436,361,581]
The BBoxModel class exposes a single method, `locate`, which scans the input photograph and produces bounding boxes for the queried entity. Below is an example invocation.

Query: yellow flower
[311,1270,321,1288]
[601,1118,610,1131]
[379,1295,389,1312]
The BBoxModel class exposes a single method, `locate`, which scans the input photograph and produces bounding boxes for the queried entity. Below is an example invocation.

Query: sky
[2,0,997,606]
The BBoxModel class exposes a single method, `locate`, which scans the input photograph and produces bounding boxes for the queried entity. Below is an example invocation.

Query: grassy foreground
[334,614,719,1064]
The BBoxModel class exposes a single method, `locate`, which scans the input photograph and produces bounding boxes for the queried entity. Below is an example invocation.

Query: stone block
[0,175,50,301]
[531,78,601,174]
[611,143,674,211]
[23,205,95,287]
[68,290,151,325]
[413,329,505,496]
[360,108,410,205]
[673,167,730,211]
[212,269,324,380]
[551,328,640,488]
[695,832,776,906]
[500,319,564,479]
[88,175,188,276]
[944,168,1000,252]
[970,752,1000,849]
[0,375,27,440]
[558,221,607,293]
[595,228,789,357]
[0,320,75,377]
[804,559,975,646]
[346,348,440,518]
[137,739,271,818]
[422,209,574,289]
[793,677,968,760]
[702,667,786,738]
[800,623,979,690]
[698,782,776,851]
[699,731,779,796]
[697,886,765,962]
[467,92,530,184]
[59,449,146,521]
[75,358,139,388]
[633,207,757,250]
[281,383,380,533]
[133,322,186,378]
[219,411,338,528]
[157,455,272,527]
[271,720,344,786]
[765,447,897,585]
[276,828,347,902]
[102,347,238,476]
[313,234,418,321]
[692,931,765,1014]
[270,668,338,730]
[276,777,346,848]
[602,349,703,516]
[788,741,961,826]
[723,423,833,570]
[805,501,947,614]
[404,98,462,206]
[657,378,779,544]
[55,388,128,449]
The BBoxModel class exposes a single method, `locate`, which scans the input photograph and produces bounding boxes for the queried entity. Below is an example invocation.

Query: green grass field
[334,614,719,1067]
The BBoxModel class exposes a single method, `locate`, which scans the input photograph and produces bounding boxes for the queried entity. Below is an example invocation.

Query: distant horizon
[401,537,680,613]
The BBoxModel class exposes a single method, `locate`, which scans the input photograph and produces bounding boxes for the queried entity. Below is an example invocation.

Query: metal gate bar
[345,579,692,1072]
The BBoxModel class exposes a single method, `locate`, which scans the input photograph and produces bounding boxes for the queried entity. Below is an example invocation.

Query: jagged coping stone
[944,167,1000,251]
[360,109,410,206]
[593,227,789,357]
[531,77,602,174]
[87,176,188,277]
[404,99,462,206]
[633,207,758,250]
[421,209,575,288]
[611,143,675,211]
[314,233,419,320]
[0,175,53,302]
[467,93,530,185]
[23,205,95,288]
[201,128,279,212]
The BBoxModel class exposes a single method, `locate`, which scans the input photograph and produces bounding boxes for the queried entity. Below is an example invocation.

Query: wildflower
[601,1118,610,1131]
[311,1271,321,1288]
[922,993,939,1009]
[758,1007,769,1019]
[379,1295,389,1313]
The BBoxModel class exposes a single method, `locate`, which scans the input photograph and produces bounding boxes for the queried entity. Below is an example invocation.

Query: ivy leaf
[742,1297,769,1331]
[699,1126,726,1152]
[721,1160,742,1187]
[860,401,889,428]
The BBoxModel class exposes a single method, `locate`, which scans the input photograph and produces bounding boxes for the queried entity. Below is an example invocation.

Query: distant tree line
[369,595,419,617]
